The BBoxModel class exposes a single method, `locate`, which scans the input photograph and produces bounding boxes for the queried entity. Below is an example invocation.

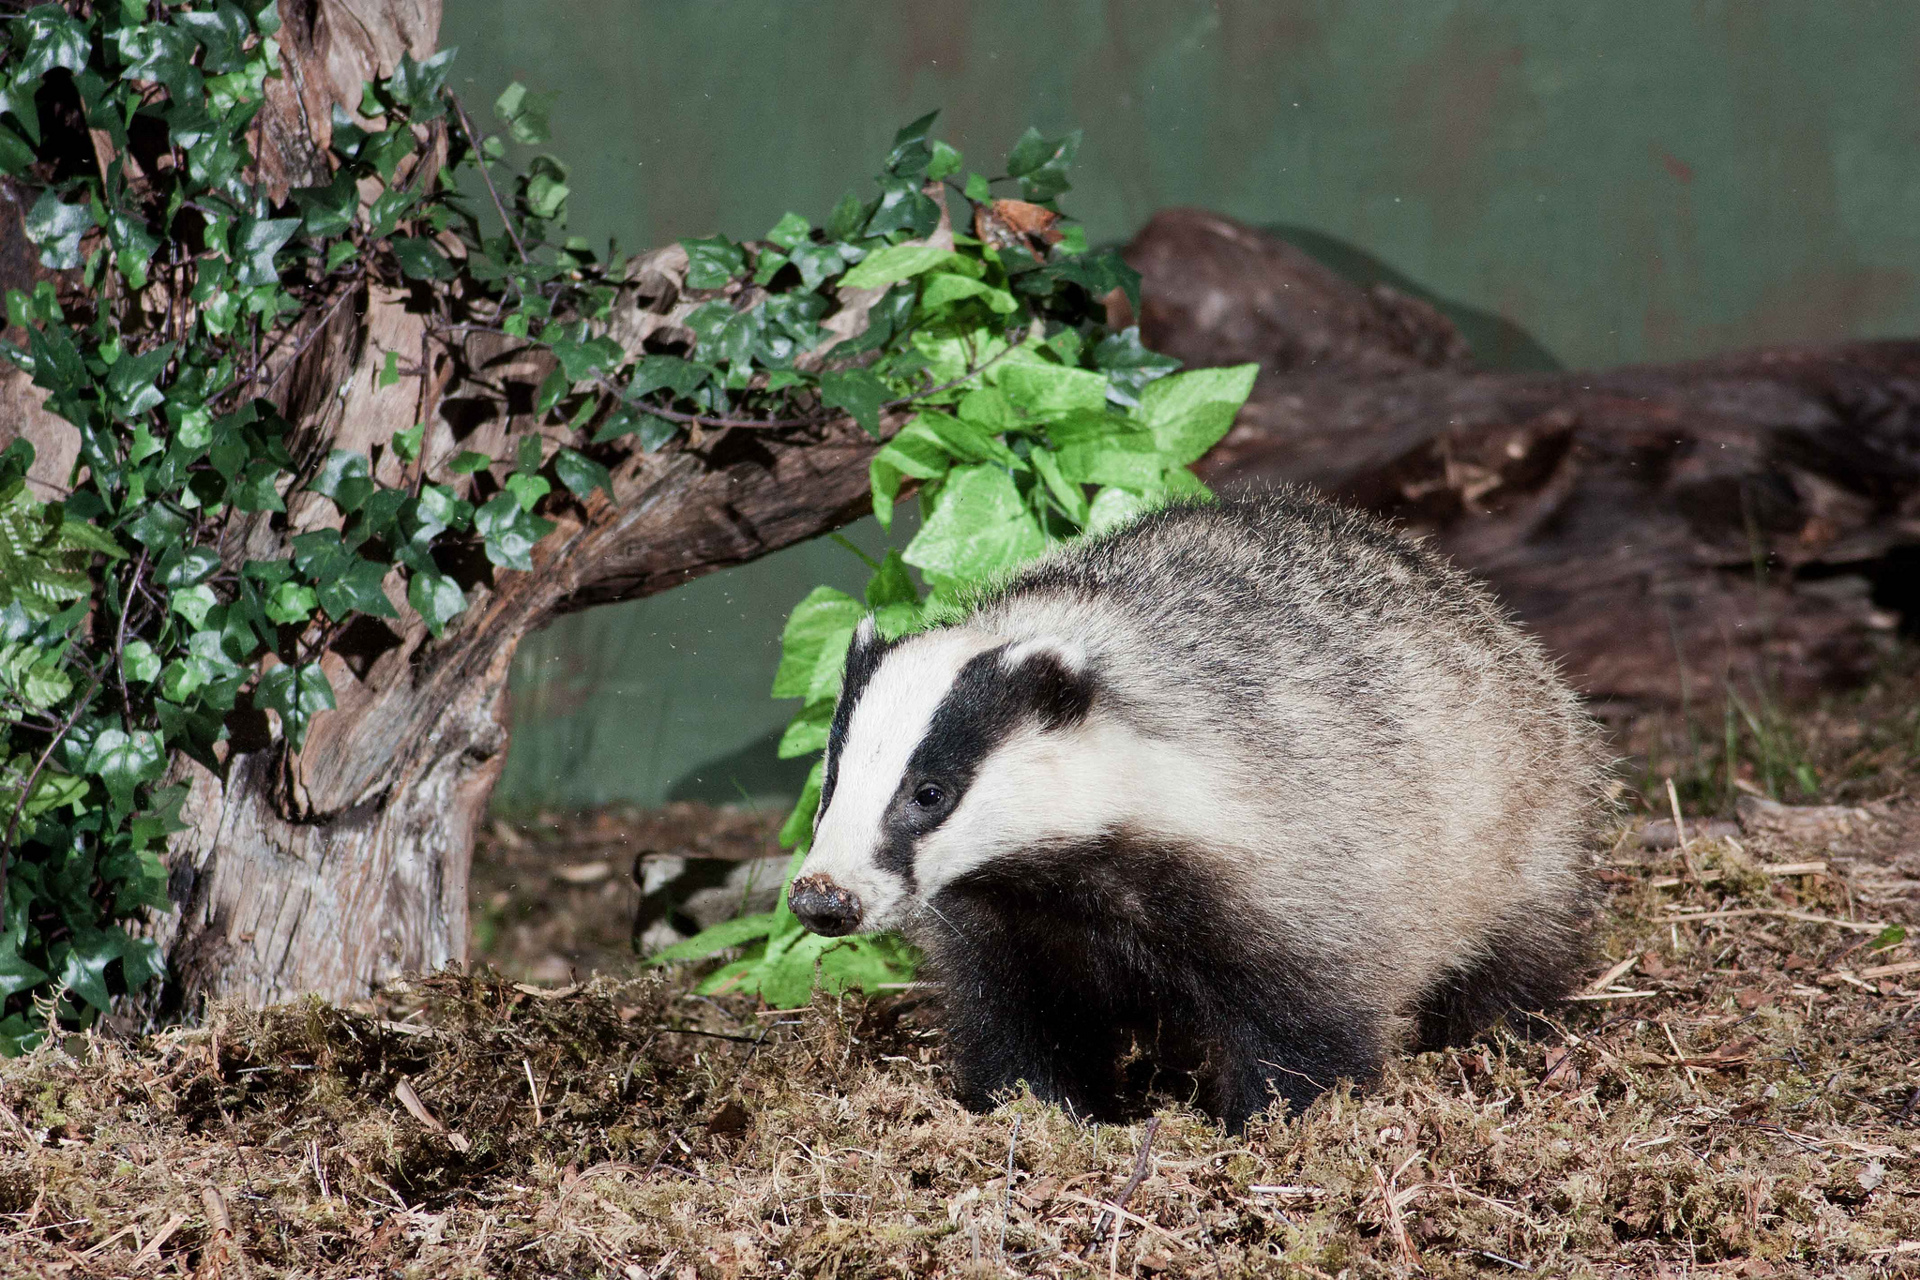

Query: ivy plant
[0,0,1249,1045]
[650,127,1259,1007]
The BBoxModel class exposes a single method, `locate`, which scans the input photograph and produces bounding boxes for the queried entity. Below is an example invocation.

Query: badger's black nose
[788,874,863,936]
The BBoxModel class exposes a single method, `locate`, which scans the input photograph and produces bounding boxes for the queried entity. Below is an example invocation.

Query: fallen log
[1127,209,1920,711]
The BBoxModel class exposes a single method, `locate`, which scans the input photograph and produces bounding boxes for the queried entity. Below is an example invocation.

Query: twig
[1373,1165,1422,1273]
[1084,1116,1159,1257]
[449,94,530,267]
[522,1058,542,1126]
[623,328,1031,433]
[1658,907,1887,933]
[1000,1116,1021,1262]
[110,548,149,727]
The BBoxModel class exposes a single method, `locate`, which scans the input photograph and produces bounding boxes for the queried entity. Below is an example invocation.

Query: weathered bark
[1129,210,1920,713]
[1,0,890,1006]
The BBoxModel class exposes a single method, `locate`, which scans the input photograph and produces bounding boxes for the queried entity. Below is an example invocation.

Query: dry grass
[5,676,1919,1277]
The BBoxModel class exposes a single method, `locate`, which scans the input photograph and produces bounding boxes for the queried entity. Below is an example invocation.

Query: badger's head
[786,616,1101,937]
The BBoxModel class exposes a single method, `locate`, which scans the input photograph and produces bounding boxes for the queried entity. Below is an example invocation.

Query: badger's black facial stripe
[872,642,1097,880]
[819,620,892,820]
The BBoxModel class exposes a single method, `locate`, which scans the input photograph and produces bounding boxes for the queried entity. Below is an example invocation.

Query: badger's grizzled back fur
[788,490,1610,1130]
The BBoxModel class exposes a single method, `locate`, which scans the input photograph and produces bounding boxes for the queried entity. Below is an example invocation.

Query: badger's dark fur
[788,491,1611,1130]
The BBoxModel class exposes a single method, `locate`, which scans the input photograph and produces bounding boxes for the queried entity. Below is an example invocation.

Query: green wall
[455,1,1920,811]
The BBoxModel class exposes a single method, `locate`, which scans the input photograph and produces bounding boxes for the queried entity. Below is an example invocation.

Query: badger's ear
[841,615,890,703]
[1002,638,1095,731]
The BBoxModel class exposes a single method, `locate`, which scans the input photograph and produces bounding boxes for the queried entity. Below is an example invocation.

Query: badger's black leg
[941,976,1125,1118]
[1413,912,1590,1051]
[1213,1013,1382,1128]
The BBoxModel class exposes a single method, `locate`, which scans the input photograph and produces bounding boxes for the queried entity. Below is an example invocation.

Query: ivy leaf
[17,5,91,79]
[120,639,161,684]
[493,80,555,144]
[997,362,1110,420]
[1133,364,1259,465]
[818,369,891,438]
[316,558,398,620]
[474,493,551,572]
[448,450,492,475]
[1005,126,1081,202]
[174,2,252,75]
[552,448,614,502]
[85,727,166,815]
[864,179,941,239]
[57,927,133,1015]
[0,122,35,177]
[107,211,161,289]
[624,354,712,401]
[839,243,958,292]
[864,549,918,610]
[1091,327,1181,407]
[25,191,95,270]
[682,236,746,290]
[772,586,865,700]
[308,449,375,513]
[0,920,49,1000]
[232,216,300,288]
[254,662,335,752]
[106,343,173,419]
[390,236,457,281]
[263,581,318,625]
[169,583,217,630]
[390,423,426,463]
[407,570,465,638]
[1051,249,1144,314]
[788,240,850,291]
[903,464,1048,588]
[764,212,811,250]
[503,472,550,512]
[293,168,359,238]
[383,48,456,120]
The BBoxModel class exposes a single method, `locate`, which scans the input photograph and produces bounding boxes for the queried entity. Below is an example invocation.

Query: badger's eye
[912,783,946,810]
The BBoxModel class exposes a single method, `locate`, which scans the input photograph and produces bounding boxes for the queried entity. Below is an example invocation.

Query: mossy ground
[4,667,1918,1278]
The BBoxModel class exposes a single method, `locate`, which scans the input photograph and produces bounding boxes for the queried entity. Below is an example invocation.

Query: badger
[787,490,1610,1130]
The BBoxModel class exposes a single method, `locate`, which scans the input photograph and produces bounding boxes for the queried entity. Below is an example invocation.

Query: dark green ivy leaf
[0,122,35,177]
[390,236,457,281]
[552,447,613,502]
[25,191,95,270]
[316,557,398,620]
[383,48,457,121]
[233,216,300,288]
[818,369,891,438]
[624,354,712,401]
[1005,126,1081,202]
[407,569,465,637]
[254,662,335,751]
[682,236,746,290]
[85,727,166,815]
[174,1,252,75]
[1092,327,1182,407]
[293,168,359,238]
[309,449,375,513]
[17,5,91,80]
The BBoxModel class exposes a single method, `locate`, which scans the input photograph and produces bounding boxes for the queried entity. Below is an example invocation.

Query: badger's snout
[788,873,864,935]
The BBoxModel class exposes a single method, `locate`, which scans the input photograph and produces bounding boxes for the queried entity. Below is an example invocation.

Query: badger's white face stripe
[911,715,1262,897]
[798,626,1000,929]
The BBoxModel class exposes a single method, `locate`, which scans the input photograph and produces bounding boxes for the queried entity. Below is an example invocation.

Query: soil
[4,665,1918,1278]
